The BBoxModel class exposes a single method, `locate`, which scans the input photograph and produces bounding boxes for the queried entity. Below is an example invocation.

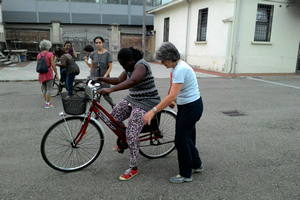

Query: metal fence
[62,29,109,60]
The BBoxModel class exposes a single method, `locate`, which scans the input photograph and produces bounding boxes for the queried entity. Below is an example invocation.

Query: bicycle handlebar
[87,80,100,90]
[87,80,102,99]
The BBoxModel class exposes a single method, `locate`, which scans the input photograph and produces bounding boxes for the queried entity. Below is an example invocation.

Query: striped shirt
[125,59,161,111]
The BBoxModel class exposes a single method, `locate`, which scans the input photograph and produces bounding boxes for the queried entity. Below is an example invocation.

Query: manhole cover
[222,110,246,117]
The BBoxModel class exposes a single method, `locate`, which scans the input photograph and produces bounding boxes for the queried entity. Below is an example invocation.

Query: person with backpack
[37,39,59,109]
[54,48,80,98]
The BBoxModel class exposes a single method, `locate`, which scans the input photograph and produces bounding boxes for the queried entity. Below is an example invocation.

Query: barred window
[197,8,208,41]
[254,4,274,42]
[163,17,170,42]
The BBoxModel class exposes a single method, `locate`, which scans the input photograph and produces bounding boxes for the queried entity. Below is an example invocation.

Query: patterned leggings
[110,99,146,168]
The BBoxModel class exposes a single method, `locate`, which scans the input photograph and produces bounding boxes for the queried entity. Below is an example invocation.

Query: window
[197,8,208,41]
[102,0,128,4]
[71,0,100,2]
[254,4,274,42]
[163,17,170,42]
[37,0,69,1]
[130,0,161,6]
[131,0,143,5]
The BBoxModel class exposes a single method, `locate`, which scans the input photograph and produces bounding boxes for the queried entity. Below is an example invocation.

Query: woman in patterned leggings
[92,47,160,181]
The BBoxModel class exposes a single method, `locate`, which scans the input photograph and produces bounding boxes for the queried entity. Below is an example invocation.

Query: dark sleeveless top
[124,59,161,111]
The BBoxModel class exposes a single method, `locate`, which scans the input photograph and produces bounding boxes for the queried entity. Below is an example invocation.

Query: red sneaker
[119,168,138,181]
[113,145,121,152]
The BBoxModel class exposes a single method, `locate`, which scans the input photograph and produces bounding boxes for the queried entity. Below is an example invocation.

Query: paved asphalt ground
[0,61,299,200]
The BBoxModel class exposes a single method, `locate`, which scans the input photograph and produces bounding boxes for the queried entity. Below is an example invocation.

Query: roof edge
[147,0,185,14]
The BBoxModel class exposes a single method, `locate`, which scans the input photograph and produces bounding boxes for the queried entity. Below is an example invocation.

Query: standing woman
[54,48,80,98]
[143,42,204,184]
[83,45,94,79]
[37,39,59,109]
[90,36,115,108]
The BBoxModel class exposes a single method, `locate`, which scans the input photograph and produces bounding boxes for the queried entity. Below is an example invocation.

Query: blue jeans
[61,69,78,95]
[175,97,203,178]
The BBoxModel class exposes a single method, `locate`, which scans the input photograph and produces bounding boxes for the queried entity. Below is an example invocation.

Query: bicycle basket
[61,91,87,115]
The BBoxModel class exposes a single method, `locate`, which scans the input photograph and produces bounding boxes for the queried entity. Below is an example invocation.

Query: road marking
[247,77,300,90]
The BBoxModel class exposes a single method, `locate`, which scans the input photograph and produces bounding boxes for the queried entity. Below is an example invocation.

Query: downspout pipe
[230,0,243,74]
[185,0,191,61]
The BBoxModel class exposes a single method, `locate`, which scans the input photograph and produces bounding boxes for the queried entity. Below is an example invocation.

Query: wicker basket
[61,91,87,115]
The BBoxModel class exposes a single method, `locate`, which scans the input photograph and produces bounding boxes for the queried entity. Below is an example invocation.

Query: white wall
[152,0,300,73]
[236,0,300,73]
[153,0,235,72]
[153,1,189,58]
[187,0,235,72]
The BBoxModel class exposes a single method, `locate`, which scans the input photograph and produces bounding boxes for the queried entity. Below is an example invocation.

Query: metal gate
[62,29,109,60]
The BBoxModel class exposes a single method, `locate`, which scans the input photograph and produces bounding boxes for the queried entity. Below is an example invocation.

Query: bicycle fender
[89,117,106,140]
[163,109,177,115]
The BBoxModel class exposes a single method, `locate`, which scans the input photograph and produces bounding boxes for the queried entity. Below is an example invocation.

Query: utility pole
[142,0,146,55]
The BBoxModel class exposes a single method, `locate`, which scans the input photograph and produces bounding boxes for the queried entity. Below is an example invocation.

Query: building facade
[1,0,170,60]
[148,0,300,74]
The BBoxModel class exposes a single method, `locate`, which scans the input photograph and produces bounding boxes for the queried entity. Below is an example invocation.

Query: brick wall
[5,28,50,52]
[121,33,154,61]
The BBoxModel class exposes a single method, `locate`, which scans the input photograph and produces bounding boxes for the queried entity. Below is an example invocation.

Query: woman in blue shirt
[143,42,204,184]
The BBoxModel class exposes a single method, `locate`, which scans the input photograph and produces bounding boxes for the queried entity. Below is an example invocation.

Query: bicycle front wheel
[51,82,60,97]
[41,116,104,172]
[139,109,176,159]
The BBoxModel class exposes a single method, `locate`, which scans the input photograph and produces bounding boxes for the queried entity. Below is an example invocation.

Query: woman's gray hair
[155,42,180,62]
[39,39,52,50]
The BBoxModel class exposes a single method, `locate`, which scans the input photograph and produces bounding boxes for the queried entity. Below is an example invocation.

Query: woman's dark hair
[54,48,65,57]
[83,45,94,52]
[117,47,143,62]
[64,41,72,46]
[93,36,104,43]
[155,42,180,62]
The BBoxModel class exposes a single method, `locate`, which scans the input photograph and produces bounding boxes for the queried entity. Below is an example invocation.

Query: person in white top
[83,45,94,79]
[143,42,204,184]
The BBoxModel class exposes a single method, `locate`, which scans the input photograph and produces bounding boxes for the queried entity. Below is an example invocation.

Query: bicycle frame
[70,94,164,149]
[68,95,126,148]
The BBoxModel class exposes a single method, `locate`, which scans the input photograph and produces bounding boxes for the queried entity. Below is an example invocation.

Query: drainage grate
[222,110,246,117]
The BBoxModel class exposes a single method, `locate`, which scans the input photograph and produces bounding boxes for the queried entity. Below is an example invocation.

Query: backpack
[36,52,49,73]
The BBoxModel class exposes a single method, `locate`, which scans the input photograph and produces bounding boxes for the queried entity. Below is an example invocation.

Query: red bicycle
[41,81,176,172]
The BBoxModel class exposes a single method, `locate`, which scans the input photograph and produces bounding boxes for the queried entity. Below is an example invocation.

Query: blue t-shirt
[172,61,200,105]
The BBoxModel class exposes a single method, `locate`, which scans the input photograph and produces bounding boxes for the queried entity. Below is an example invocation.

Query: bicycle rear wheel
[9,54,20,63]
[139,109,176,159]
[51,82,60,97]
[41,116,104,172]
